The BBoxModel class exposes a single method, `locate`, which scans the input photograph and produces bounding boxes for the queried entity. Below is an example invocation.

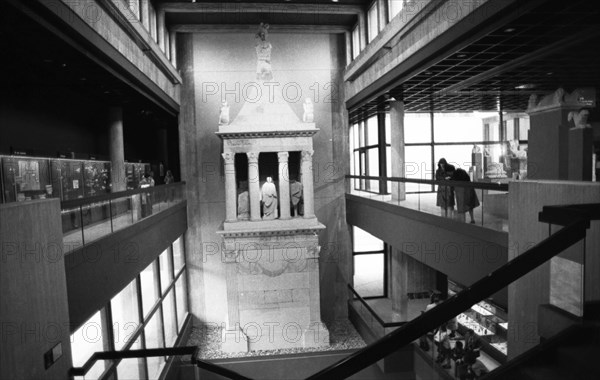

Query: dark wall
[0,87,108,157]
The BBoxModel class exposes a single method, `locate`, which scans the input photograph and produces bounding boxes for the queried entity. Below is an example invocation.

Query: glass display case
[449,284,508,363]
[51,159,85,201]
[1,155,114,204]
[1,156,54,203]
[83,161,111,197]
[125,162,149,190]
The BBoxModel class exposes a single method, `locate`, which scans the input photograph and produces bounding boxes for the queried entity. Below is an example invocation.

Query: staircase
[485,306,600,380]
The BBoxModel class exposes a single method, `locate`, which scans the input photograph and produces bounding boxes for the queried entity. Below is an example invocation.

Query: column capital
[277,152,289,162]
[301,150,314,162]
[247,151,260,163]
[222,152,235,164]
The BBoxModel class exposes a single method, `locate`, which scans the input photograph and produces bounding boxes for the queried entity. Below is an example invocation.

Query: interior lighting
[515,83,536,90]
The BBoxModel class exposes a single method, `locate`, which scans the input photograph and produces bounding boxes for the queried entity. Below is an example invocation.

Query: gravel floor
[188,320,366,360]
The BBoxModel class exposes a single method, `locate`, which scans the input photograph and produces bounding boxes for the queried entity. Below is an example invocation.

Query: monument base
[221,323,249,353]
[244,322,330,351]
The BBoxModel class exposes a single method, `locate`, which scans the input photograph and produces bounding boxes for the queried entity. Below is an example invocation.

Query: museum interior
[1,0,599,379]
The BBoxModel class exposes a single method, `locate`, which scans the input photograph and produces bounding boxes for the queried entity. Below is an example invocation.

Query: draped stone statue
[255,23,273,81]
[290,179,303,217]
[261,176,278,219]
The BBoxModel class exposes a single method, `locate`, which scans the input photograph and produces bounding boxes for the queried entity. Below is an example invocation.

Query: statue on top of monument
[255,23,273,81]
[568,108,591,129]
[219,101,230,125]
[302,98,314,123]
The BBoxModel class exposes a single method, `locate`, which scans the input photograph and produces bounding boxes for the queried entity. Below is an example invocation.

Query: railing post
[79,205,85,246]
[108,199,114,233]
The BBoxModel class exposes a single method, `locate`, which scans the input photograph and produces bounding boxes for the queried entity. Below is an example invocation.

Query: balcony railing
[61,182,185,253]
[347,175,509,232]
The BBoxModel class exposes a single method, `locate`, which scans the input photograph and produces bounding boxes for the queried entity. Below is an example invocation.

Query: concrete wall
[347,194,509,308]
[507,180,600,359]
[181,32,350,325]
[1,199,72,379]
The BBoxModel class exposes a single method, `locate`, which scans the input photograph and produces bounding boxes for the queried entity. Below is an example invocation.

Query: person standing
[164,170,174,184]
[452,168,480,224]
[436,158,455,218]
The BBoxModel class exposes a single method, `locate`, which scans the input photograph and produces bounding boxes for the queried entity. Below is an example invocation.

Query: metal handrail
[346,174,509,191]
[60,181,185,209]
[306,211,594,379]
[69,346,252,380]
[348,284,406,328]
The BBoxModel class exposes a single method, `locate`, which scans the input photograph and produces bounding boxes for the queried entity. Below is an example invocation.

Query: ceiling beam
[159,2,363,15]
[171,24,350,34]
[437,28,600,96]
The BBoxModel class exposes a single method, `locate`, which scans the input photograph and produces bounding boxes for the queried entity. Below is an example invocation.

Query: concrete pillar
[390,100,406,201]
[128,0,140,20]
[108,107,126,192]
[164,28,171,60]
[247,152,261,221]
[358,11,367,50]
[157,9,165,52]
[568,127,593,181]
[345,31,352,66]
[169,30,177,67]
[140,0,150,32]
[278,152,291,220]
[301,150,315,218]
[223,153,237,222]
[378,0,388,30]
[391,248,408,320]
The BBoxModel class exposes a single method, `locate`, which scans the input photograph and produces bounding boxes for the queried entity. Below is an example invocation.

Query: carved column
[278,152,291,220]
[301,150,315,218]
[223,153,237,222]
[247,152,261,221]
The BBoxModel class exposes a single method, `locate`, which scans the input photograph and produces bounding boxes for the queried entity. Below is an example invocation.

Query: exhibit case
[449,284,508,363]
[1,155,116,203]
[1,156,53,203]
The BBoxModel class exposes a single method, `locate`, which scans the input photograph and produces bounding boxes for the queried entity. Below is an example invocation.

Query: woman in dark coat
[452,168,480,223]
[436,158,455,217]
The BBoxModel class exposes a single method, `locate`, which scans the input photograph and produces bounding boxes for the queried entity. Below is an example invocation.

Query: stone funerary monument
[215,24,329,352]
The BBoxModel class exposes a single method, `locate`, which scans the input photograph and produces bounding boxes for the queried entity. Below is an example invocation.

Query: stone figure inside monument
[255,23,273,81]
[302,98,314,123]
[568,108,591,129]
[290,177,303,217]
[260,176,278,219]
[219,101,230,125]
[237,182,250,220]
